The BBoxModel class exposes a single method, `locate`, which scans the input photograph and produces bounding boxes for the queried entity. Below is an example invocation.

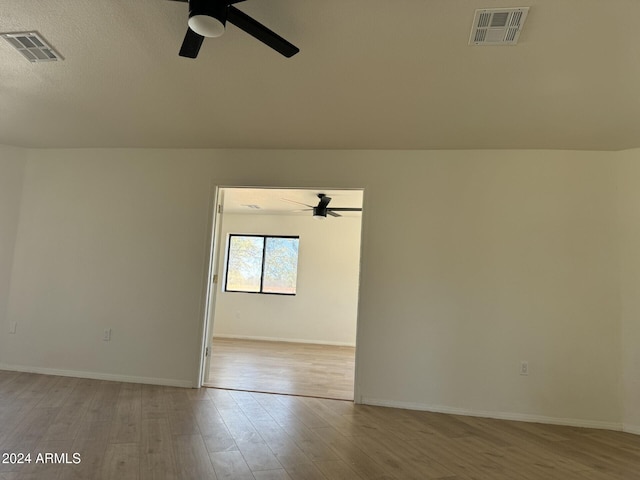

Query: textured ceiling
[1,0,639,150]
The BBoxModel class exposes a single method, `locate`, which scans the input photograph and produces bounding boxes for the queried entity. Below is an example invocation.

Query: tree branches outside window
[224,235,299,295]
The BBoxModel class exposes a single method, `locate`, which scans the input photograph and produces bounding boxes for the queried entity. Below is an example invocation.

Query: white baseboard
[213,334,356,347]
[623,423,640,435]
[360,396,624,432]
[0,363,194,388]
[3,362,632,435]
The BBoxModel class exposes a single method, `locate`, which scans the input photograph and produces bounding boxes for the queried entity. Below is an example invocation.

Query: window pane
[226,236,264,292]
[263,237,299,294]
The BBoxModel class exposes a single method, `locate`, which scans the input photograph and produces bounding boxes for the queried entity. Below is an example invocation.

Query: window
[224,234,299,295]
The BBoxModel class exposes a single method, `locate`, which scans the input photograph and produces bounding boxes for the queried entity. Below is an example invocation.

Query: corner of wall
[0,145,27,363]
[624,424,640,436]
[616,147,640,435]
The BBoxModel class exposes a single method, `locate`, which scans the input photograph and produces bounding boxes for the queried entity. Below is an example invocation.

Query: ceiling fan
[283,193,363,220]
[170,0,299,59]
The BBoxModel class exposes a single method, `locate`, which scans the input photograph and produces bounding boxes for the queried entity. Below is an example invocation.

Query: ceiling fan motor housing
[313,206,327,218]
[188,0,228,37]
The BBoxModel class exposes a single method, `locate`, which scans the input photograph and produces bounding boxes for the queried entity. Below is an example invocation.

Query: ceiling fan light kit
[188,15,225,38]
[188,0,227,37]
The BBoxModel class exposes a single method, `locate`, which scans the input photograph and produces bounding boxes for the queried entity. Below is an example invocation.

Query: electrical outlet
[520,361,529,376]
[103,328,111,342]
[9,322,17,334]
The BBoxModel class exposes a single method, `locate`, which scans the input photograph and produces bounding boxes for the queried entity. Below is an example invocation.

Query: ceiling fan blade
[327,211,341,217]
[179,28,204,58]
[326,207,363,212]
[282,198,314,208]
[227,6,299,58]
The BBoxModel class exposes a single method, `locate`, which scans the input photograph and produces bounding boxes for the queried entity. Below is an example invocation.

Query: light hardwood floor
[1,370,640,479]
[207,338,355,400]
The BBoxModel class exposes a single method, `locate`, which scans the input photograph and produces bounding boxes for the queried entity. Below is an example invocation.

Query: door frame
[197,185,365,402]
[195,186,224,388]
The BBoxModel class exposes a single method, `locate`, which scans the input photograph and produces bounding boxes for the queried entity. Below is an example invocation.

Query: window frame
[223,234,300,296]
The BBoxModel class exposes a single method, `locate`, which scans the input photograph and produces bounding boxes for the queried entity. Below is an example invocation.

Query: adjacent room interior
[204,187,363,401]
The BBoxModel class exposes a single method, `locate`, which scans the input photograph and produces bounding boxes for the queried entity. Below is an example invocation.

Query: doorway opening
[201,187,364,401]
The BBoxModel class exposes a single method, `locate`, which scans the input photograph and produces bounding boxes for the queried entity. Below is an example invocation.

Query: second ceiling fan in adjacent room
[283,193,363,220]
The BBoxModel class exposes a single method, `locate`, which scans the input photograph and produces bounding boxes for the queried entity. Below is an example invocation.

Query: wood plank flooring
[2,371,640,479]
[207,338,355,400]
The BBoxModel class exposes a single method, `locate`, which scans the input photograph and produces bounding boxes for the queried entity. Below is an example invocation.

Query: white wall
[0,148,623,429]
[1,153,215,386]
[212,212,361,346]
[617,149,640,435]
[0,146,26,362]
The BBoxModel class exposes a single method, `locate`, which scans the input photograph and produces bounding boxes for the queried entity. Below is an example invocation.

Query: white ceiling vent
[469,8,530,45]
[1,32,63,62]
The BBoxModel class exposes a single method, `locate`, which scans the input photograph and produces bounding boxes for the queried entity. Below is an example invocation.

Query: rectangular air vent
[1,32,63,62]
[469,7,529,45]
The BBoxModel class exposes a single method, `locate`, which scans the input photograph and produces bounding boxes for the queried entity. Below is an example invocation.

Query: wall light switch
[9,322,17,334]
[103,328,111,342]
[520,361,529,376]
